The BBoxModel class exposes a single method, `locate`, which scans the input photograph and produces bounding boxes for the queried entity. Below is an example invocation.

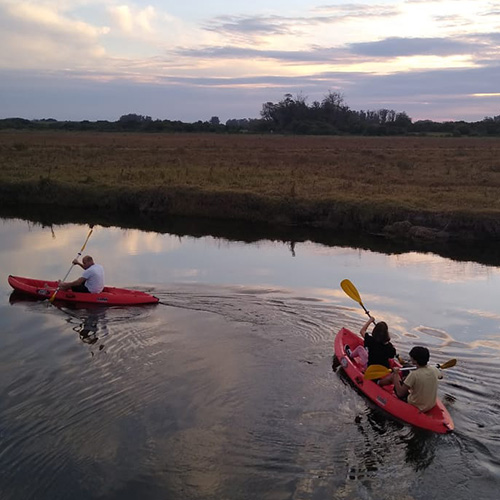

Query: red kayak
[8,275,159,306]
[334,327,454,433]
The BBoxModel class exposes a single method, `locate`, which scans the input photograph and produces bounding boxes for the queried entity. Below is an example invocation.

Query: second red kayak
[334,327,454,433]
[8,275,159,306]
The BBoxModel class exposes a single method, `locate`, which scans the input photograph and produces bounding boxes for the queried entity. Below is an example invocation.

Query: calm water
[0,217,499,500]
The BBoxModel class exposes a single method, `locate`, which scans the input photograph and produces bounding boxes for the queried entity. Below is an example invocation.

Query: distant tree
[0,117,33,130]
[260,93,312,131]
[394,112,412,127]
[118,114,152,123]
[226,118,248,127]
[320,91,350,129]
[209,116,220,125]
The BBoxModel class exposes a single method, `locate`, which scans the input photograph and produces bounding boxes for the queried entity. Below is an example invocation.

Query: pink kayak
[8,275,159,306]
[334,327,454,433]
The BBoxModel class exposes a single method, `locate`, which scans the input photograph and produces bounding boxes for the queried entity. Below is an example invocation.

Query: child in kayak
[392,346,443,412]
[347,315,396,386]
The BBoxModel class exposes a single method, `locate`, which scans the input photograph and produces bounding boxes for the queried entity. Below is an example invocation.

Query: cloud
[0,0,498,122]
[203,4,399,42]
[173,31,489,64]
[204,15,294,37]
[311,3,400,19]
[347,36,477,57]
[2,58,498,124]
[108,4,156,35]
[0,1,108,69]
[174,45,351,64]
[1,1,108,38]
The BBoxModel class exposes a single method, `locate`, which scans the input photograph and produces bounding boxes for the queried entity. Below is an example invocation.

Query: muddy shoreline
[0,180,500,252]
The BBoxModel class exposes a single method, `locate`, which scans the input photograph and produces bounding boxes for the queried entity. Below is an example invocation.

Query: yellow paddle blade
[364,364,392,380]
[340,279,363,306]
[439,358,457,370]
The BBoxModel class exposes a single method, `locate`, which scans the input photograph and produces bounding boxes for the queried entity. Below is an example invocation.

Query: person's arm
[72,258,84,269]
[392,369,410,398]
[58,276,86,290]
[359,315,375,339]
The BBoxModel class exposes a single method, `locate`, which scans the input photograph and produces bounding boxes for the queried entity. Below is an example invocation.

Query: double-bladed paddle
[340,279,456,374]
[364,358,457,380]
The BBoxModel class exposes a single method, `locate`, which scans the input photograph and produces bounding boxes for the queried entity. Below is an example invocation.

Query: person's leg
[389,374,409,401]
[71,284,90,293]
[378,372,394,387]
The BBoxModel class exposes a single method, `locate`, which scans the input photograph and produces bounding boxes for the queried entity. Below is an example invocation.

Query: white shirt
[82,264,105,293]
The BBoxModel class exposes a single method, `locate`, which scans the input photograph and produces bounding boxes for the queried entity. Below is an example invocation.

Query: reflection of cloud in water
[252,268,274,277]
[377,311,411,340]
[7,223,182,257]
[4,223,184,283]
[387,252,497,283]
[172,269,201,279]
[314,289,346,300]
[470,339,500,350]
[296,241,368,258]
[290,242,496,286]
[413,325,467,347]
[6,223,79,253]
[4,223,93,277]
[416,326,453,341]
[465,309,500,321]
[415,325,500,352]
[319,288,398,307]
[120,229,181,255]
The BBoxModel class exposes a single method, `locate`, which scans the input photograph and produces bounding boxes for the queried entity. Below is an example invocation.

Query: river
[0,216,499,500]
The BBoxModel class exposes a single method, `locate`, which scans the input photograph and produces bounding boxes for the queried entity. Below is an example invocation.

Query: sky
[0,0,499,123]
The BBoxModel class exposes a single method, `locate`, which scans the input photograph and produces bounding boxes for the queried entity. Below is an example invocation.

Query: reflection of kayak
[334,327,454,434]
[8,275,159,306]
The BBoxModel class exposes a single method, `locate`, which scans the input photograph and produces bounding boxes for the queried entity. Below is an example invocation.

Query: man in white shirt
[58,255,105,293]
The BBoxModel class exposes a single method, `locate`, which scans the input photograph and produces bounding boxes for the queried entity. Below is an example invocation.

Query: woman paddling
[347,315,396,386]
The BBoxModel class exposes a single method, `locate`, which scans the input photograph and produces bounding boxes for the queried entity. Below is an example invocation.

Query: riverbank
[1,131,500,242]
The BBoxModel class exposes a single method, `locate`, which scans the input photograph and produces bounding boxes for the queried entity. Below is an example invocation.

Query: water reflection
[9,292,109,353]
[2,216,500,499]
[64,306,108,353]
[402,429,437,471]
[3,204,500,267]
[9,290,41,305]
[335,358,440,474]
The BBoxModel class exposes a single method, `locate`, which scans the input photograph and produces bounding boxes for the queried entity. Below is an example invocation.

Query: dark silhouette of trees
[259,92,417,135]
[0,96,499,136]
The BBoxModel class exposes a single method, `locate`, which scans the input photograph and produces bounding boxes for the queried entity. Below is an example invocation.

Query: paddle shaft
[63,227,94,279]
[359,302,373,321]
[400,359,456,372]
[364,359,456,380]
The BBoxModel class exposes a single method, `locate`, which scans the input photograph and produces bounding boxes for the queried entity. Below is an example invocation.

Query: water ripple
[1,283,499,499]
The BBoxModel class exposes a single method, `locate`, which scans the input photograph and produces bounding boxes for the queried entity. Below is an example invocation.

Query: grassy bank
[1,131,500,240]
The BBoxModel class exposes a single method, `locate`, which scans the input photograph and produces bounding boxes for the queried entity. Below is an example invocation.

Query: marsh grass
[1,131,500,217]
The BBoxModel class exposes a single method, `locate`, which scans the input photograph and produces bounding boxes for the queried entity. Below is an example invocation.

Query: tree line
[1,92,499,136]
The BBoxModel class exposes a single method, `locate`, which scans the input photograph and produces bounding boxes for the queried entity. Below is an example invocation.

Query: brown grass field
[1,131,500,238]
